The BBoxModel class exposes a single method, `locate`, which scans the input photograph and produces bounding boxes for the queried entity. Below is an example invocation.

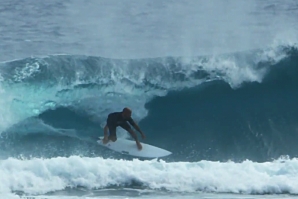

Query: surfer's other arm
[132,122,146,139]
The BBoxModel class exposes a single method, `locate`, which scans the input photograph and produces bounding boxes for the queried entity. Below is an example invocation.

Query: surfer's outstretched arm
[132,123,146,139]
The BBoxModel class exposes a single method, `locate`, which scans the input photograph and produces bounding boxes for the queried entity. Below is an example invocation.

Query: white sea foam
[1,156,298,196]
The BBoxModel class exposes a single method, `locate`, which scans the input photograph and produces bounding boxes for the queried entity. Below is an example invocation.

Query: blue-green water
[1,1,298,198]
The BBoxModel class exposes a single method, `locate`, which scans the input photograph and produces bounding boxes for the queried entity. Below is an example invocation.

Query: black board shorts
[108,122,131,137]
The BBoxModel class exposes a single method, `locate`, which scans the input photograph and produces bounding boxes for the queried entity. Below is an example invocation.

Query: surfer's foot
[102,137,109,144]
[137,142,142,150]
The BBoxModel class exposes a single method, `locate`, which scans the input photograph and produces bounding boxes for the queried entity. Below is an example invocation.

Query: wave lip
[0,45,291,133]
[1,156,298,195]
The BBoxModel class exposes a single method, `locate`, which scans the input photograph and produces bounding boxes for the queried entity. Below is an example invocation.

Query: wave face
[0,45,298,198]
[143,47,298,162]
[0,45,297,163]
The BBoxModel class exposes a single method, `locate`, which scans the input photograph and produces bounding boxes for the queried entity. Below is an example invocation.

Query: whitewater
[1,0,298,199]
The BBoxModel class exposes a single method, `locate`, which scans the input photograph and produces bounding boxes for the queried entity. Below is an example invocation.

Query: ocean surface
[1,0,298,199]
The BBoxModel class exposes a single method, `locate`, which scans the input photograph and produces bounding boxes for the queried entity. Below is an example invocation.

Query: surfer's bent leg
[103,125,109,144]
[108,125,117,142]
[103,125,109,138]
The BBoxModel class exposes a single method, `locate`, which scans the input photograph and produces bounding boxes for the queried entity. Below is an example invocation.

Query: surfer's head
[122,107,132,119]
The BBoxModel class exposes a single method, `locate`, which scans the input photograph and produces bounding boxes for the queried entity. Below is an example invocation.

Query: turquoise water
[1,1,298,198]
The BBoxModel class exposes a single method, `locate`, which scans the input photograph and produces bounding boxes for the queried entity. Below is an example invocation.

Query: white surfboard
[97,136,172,158]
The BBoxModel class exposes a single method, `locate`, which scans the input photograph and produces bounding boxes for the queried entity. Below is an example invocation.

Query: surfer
[102,107,146,150]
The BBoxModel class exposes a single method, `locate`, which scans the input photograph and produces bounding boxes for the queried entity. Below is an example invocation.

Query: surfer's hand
[137,142,142,150]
